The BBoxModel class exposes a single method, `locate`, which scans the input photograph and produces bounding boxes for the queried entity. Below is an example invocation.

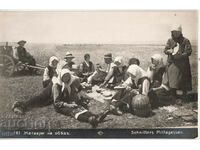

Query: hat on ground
[171,24,182,33]
[64,52,75,59]
[17,40,26,45]
[104,53,112,59]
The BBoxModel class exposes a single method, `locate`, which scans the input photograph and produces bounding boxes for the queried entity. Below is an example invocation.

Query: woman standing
[164,25,192,99]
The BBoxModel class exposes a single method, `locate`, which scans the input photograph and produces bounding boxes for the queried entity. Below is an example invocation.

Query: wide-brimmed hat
[17,40,26,45]
[64,52,75,59]
[104,53,112,59]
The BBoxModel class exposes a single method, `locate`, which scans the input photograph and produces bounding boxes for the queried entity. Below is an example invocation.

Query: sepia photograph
[0,11,198,138]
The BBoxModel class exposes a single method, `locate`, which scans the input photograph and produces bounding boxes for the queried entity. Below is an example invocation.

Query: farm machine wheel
[0,55,15,77]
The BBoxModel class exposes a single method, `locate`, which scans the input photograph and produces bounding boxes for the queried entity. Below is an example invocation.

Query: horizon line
[0,40,198,45]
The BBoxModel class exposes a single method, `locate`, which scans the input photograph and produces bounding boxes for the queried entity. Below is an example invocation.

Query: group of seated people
[11,51,186,128]
[11,26,193,128]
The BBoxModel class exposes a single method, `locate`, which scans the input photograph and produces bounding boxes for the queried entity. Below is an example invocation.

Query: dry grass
[0,44,198,129]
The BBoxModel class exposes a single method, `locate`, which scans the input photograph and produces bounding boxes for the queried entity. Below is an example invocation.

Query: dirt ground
[0,44,198,129]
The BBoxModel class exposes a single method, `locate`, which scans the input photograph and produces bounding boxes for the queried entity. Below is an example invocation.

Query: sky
[0,11,198,44]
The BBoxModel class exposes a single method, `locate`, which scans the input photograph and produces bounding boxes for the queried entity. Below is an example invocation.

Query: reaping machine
[0,42,45,77]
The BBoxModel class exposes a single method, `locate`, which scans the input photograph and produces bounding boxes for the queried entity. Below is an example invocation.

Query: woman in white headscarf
[11,69,81,116]
[149,71,177,107]
[125,64,150,95]
[146,54,166,88]
[12,56,59,115]
[43,56,59,88]
[164,25,192,100]
[52,69,109,128]
[109,64,151,115]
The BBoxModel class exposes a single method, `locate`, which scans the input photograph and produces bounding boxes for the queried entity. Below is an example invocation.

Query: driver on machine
[15,40,36,73]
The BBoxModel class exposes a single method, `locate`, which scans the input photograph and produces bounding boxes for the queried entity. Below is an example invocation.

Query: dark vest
[81,61,93,73]
[151,66,166,84]
[47,65,57,79]
[54,80,82,105]
[112,66,127,83]
[55,84,71,103]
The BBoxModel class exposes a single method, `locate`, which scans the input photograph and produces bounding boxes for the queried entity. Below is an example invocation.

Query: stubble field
[0,43,198,129]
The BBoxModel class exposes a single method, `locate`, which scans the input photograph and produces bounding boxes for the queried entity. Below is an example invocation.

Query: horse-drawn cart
[0,43,45,77]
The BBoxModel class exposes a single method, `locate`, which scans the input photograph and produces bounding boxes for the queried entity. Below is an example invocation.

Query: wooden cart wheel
[0,55,15,77]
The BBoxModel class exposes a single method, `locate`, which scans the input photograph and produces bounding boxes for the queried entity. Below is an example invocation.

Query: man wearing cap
[87,53,114,85]
[62,52,75,70]
[16,40,36,66]
[99,53,114,87]
[164,25,192,100]
[100,55,126,88]
[88,53,124,88]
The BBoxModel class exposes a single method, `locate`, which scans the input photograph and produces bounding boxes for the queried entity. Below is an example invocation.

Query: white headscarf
[151,54,164,69]
[147,54,164,82]
[127,64,147,85]
[49,56,59,67]
[56,60,68,75]
[53,69,77,93]
[114,56,123,66]
[171,24,182,33]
